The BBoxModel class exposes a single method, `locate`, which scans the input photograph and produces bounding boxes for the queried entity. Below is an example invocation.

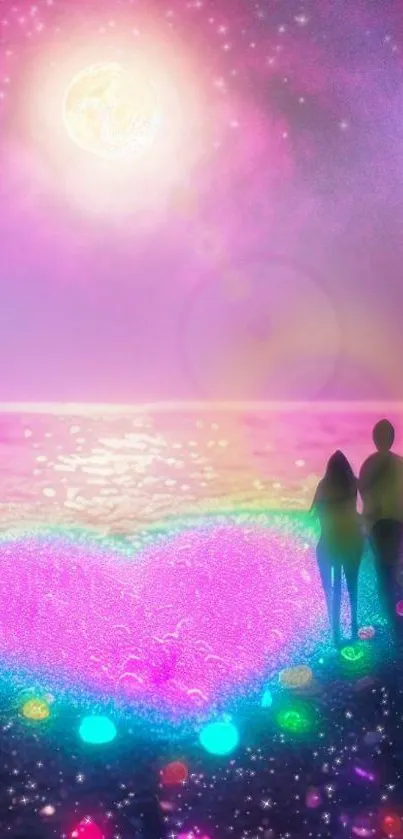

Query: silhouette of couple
[311,419,403,646]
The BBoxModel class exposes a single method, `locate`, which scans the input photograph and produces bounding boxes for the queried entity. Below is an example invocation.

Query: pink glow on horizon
[0,525,323,713]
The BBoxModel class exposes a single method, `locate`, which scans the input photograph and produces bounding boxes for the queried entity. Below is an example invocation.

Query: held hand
[357,514,369,537]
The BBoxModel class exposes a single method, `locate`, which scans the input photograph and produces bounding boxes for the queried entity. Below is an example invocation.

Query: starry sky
[0,0,402,403]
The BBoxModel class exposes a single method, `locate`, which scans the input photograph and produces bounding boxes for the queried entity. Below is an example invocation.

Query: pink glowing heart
[0,525,324,713]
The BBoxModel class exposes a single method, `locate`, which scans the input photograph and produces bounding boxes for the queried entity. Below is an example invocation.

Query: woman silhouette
[311,451,364,646]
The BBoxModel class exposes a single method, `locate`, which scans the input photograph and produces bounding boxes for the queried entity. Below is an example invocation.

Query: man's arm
[358,457,371,497]
[359,456,378,525]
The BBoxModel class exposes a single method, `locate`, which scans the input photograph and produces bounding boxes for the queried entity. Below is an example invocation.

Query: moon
[62,62,161,160]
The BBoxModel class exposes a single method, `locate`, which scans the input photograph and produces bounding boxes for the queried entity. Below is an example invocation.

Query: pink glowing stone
[40,805,55,816]
[352,813,375,838]
[358,626,375,640]
[305,787,322,808]
[159,800,175,812]
[177,834,211,839]
[71,819,104,839]
[396,601,403,617]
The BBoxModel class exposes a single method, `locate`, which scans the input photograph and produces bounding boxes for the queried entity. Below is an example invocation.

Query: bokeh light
[341,645,365,663]
[21,698,51,721]
[279,664,313,690]
[161,760,189,786]
[380,812,402,837]
[305,787,322,808]
[358,626,376,640]
[40,804,56,816]
[340,643,372,677]
[276,701,315,736]
[79,715,117,744]
[352,813,376,837]
[71,819,104,839]
[199,721,240,756]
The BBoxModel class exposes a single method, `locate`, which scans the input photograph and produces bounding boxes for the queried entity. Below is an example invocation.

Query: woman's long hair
[323,450,357,497]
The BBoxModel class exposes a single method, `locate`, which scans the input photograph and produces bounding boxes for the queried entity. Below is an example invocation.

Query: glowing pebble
[340,645,364,663]
[199,721,239,755]
[279,665,313,690]
[79,715,116,745]
[305,786,321,808]
[261,688,273,708]
[71,819,104,839]
[353,762,376,783]
[358,626,376,640]
[22,698,50,721]
[161,760,189,786]
[40,805,55,816]
[160,800,175,812]
[352,814,375,837]
[396,601,403,617]
[381,813,402,836]
[276,702,314,735]
[340,643,372,677]
[178,835,211,839]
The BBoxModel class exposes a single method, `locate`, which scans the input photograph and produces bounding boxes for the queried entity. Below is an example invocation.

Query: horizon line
[0,400,401,415]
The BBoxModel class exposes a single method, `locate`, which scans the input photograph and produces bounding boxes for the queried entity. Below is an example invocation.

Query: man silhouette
[359,419,403,634]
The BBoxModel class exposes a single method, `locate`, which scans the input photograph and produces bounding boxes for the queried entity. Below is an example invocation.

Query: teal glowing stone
[79,715,117,745]
[199,721,240,755]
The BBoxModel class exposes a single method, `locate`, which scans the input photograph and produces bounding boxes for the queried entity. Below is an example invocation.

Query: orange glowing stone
[22,698,51,721]
[279,665,313,690]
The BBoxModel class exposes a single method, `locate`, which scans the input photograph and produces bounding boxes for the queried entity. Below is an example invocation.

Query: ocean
[0,402,399,534]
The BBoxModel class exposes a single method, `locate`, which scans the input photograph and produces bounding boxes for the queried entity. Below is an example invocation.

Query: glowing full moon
[63,62,161,159]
